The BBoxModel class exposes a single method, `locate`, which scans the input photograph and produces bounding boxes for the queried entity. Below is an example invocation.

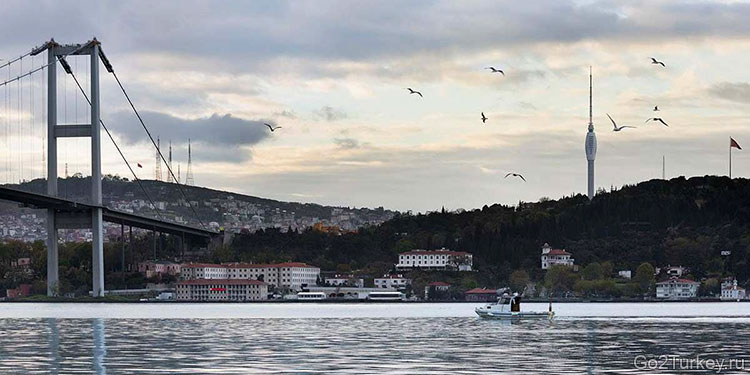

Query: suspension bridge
[0,39,219,297]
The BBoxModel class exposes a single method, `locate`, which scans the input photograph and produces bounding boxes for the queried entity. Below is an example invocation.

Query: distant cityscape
[0,177,397,243]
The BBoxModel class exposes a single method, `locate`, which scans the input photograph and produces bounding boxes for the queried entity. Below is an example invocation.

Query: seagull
[407,88,423,97]
[481,112,488,124]
[485,67,505,75]
[653,105,659,112]
[505,173,526,182]
[650,57,665,67]
[645,117,669,127]
[607,113,636,132]
[264,123,281,132]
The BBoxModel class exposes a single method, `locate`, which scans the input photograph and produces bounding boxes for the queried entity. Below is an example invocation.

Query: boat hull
[475,308,554,320]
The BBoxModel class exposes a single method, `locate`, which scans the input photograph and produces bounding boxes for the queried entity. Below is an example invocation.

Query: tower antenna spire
[589,65,593,129]
[185,138,195,186]
[167,140,173,183]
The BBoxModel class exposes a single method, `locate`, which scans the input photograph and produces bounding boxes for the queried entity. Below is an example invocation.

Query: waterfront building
[540,243,575,270]
[325,274,364,288]
[176,279,268,301]
[374,274,411,290]
[180,262,320,291]
[137,261,182,278]
[655,277,700,299]
[721,279,746,300]
[464,287,499,302]
[396,248,473,271]
[6,284,32,299]
[618,270,632,279]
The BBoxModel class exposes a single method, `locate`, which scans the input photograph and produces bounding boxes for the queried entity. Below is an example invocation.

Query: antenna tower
[155,137,162,181]
[167,140,173,183]
[185,138,195,186]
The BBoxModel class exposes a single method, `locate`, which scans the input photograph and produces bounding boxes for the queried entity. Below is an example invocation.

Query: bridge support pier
[46,209,59,296]
[91,209,104,297]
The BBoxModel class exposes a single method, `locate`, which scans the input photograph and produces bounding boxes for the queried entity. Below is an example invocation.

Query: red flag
[731,137,742,150]
[137,163,143,168]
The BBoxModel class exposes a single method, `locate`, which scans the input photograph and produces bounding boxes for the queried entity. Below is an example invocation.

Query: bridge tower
[34,39,105,297]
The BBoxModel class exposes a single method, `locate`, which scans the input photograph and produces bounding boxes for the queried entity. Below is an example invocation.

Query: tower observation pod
[585,66,597,200]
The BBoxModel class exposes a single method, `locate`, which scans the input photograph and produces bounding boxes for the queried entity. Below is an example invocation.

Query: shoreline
[1,298,747,303]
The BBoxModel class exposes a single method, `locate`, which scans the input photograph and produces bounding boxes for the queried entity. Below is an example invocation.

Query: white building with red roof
[180,262,320,291]
[396,248,473,271]
[721,279,746,301]
[541,243,575,270]
[656,277,700,299]
[176,279,268,301]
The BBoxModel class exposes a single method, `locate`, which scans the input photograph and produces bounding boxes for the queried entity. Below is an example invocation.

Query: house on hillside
[540,243,575,270]
[721,279,746,301]
[396,248,473,271]
[655,277,700,299]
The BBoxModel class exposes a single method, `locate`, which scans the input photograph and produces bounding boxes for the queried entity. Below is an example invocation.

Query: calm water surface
[0,302,748,374]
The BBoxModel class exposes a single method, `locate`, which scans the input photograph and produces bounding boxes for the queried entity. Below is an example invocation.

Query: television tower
[584,66,597,200]
[167,141,173,183]
[185,138,195,186]
[155,137,162,181]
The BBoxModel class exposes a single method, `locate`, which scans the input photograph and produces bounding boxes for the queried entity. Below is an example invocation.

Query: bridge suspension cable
[0,50,33,70]
[101,53,207,230]
[60,56,166,223]
[0,42,89,89]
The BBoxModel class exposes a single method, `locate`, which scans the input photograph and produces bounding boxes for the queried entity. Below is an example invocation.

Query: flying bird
[485,67,504,75]
[137,163,143,168]
[607,113,636,132]
[481,112,488,124]
[653,105,659,111]
[645,117,669,127]
[505,173,526,182]
[264,123,282,132]
[650,57,665,67]
[407,88,423,97]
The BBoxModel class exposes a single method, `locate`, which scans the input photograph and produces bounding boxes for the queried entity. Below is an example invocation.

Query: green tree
[600,261,614,279]
[701,278,720,297]
[581,262,603,281]
[545,265,577,296]
[633,262,655,295]
[509,270,530,292]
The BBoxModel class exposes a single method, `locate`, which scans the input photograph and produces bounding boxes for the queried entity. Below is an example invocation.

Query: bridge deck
[0,186,216,239]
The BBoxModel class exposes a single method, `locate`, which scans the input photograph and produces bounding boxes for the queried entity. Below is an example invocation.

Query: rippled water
[0,303,749,374]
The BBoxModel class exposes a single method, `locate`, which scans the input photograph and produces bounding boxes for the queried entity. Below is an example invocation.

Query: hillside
[1,176,396,236]
[225,176,750,285]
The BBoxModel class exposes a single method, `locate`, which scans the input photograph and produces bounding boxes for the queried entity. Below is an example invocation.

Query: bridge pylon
[33,39,104,297]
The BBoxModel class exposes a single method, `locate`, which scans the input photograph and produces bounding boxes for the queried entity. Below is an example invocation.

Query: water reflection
[92,319,106,375]
[46,318,60,375]
[0,313,747,373]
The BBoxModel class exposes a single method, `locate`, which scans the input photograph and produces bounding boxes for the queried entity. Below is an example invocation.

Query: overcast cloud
[2,1,750,212]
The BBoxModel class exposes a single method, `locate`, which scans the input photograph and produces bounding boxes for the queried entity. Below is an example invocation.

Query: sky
[1,0,750,212]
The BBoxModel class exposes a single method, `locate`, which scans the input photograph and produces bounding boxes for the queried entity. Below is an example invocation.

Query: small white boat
[475,293,554,320]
